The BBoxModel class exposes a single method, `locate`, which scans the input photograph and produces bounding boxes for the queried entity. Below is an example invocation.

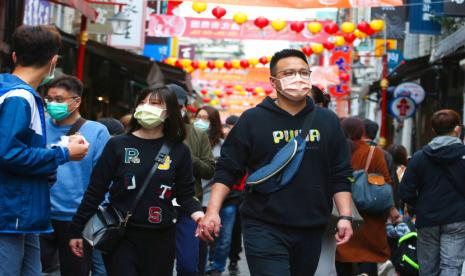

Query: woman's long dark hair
[341,117,365,153]
[128,85,186,143]
[195,106,224,147]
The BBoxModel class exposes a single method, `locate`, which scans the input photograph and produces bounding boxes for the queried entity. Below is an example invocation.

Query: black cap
[166,83,188,106]
[98,117,125,136]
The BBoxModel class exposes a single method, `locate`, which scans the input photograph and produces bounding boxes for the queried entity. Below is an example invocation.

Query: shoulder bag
[245,107,318,194]
[352,146,394,214]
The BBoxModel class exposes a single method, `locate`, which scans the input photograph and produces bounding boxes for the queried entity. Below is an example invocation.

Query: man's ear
[270,76,277,89]
[11,52,17,64]
[51,54,59,65]
[454,125,462,137]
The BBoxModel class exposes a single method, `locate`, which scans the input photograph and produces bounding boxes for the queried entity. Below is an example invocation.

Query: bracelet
[338,216,353,223]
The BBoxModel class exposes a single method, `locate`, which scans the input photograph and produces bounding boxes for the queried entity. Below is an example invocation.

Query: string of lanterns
[164,56,272,73]
[191,1,385,35]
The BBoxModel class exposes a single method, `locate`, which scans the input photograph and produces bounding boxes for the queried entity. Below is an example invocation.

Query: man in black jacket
[400,109,465,276]
[198,49,354,276]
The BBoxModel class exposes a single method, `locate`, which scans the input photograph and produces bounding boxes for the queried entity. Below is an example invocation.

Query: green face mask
[47,102,70,121]
[134,104,166,129]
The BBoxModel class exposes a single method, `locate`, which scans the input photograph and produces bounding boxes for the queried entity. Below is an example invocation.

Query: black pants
[335,262,378,276]
[242,216,324,276]
[102,226,176,276]
[40,220,91,276]
[229,209,243,263]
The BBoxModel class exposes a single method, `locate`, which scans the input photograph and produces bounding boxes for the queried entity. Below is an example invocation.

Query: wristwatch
[338,216,353,223]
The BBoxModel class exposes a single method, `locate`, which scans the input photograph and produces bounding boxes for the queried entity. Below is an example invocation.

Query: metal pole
[379,13,388,147]
[76,15,88,81]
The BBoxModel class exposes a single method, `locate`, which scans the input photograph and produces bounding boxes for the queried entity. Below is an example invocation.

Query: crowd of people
[2,24,465,276]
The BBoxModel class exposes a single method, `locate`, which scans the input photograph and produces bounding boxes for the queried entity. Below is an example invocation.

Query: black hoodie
[400,137,465,228]
[213,97,352,228]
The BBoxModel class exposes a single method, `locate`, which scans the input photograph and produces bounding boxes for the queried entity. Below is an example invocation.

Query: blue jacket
[0,74,69,233]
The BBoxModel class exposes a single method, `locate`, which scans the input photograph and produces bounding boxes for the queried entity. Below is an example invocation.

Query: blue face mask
[194,119,210,131]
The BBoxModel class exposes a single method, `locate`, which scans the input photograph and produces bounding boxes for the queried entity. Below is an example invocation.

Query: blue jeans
[176,211,199,276]
[91,250,108,276]
[418,221,465,276]
[208,204,237,272]
[0,234,41,276]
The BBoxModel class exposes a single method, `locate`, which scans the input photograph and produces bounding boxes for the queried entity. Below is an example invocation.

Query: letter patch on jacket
[124,148,140,164]
[158,156,171,170]
[148,207,162,223]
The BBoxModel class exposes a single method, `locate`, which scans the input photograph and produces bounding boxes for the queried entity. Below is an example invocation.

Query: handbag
[245,107,318,194]
[352,146,394,214]
[82,142,172,253]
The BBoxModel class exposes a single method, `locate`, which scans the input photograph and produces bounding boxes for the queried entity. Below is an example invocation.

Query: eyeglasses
[44,96,78,104]
[276,69,312,80]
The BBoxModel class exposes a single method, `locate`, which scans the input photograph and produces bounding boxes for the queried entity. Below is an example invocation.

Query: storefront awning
[430,25,465,62]
[47,0,97,21]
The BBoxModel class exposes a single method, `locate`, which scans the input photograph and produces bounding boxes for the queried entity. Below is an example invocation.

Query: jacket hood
[256,96,315,117]
[423,136,465,163]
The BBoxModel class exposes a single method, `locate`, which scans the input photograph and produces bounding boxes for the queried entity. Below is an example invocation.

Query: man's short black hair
[12,25,61,67]
[363,119,379,140]
[225,115,239,126]
[47,75,83,97]
[269,49,308,76]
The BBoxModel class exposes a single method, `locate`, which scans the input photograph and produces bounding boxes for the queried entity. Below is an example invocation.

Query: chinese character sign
[109,0,147,49]
[23,0,51,26]
[328,46,352,98]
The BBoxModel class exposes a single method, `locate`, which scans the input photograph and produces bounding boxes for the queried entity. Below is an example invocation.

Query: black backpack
[392,231,419,276]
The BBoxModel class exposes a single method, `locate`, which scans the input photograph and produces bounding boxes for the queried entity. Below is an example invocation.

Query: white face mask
[273,74,312,102]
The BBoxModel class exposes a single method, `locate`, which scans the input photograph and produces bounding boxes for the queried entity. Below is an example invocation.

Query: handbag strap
[364,146,376,171]
[66,117,87,136]
[122,141,173,226]
[299,106,318,139]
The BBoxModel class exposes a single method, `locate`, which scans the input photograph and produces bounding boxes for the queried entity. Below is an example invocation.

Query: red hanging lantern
[202,97,211,103]
[240,59,250,69]
[259,56,268,65]
[212,6,226,19]
[254,17,270,29]
[191,60,199,69]
[364,25,375,36]
[200,89,208,95]
[324,22,339,35]
[245,87,254,92]
[175,60,183,68]
[343,33,356,43]
[224,61,233,70]
[226,90,234,96]
[207,60,215,70]
[357,20,370,33]
[265,88,273,95]
[290,22,305,33]
[302,46,313,57]
[323,42,335,50]
[339,71,350,82]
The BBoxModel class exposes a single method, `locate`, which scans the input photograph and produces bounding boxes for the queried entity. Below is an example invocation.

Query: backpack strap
[66,117,87,136]
[364,146,376,171]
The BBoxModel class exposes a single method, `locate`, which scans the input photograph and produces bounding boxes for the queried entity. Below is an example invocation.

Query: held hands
[67,134,89,161]
[195,211,222,242]
[69,238,84,257]
[335,219,353,245]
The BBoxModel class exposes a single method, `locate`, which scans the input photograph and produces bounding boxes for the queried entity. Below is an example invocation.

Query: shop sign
[390,96,416,119]
[394,82,425,104]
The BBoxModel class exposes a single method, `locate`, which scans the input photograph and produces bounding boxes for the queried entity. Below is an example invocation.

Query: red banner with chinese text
[328,46,352,98]
[147,15,330,42]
